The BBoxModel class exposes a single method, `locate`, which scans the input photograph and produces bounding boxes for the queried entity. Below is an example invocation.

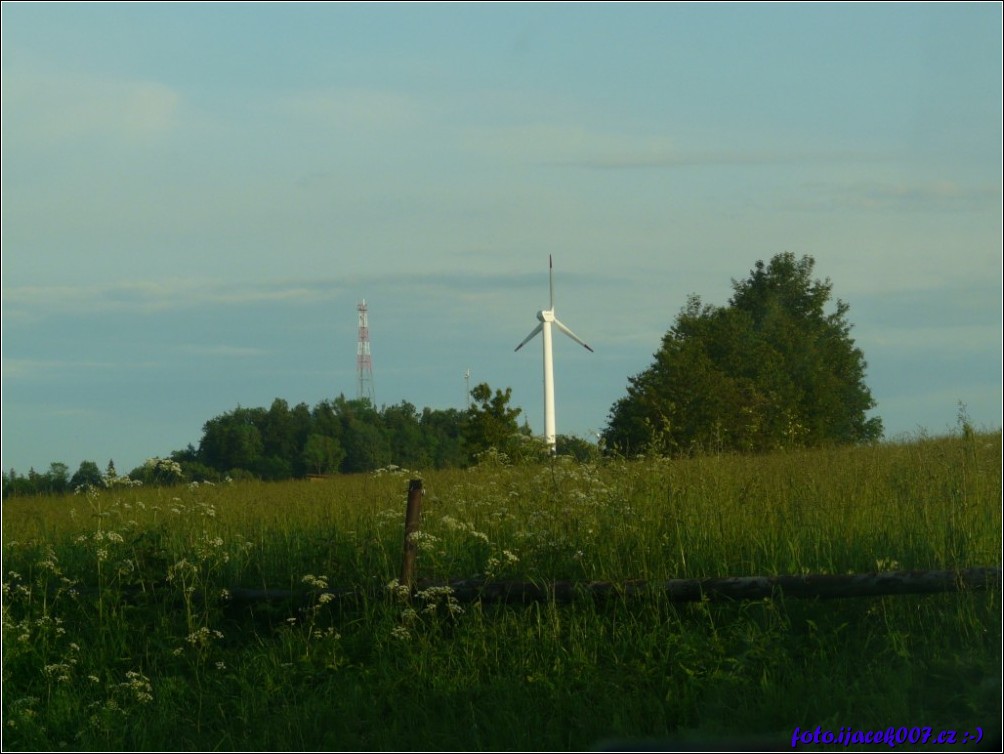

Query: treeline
[3,385,599,498]
[4,253,894,499]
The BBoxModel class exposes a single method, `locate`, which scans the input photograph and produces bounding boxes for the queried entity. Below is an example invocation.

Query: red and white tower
[356,299,375,404]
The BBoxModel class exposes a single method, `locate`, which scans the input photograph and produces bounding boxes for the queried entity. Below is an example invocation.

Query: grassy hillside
[2,432,1000,750]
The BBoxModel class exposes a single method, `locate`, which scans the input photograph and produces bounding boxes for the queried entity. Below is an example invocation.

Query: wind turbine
[515,255,593,454]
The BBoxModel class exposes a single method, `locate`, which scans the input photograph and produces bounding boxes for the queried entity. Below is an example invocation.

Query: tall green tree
[311,400,345,445]
[257,398,314,479]
[382,401,431,469]
[260,398,295,462]
[420,407,469,468]
[301,433,345,475]
[341,419,392,473]
[69,461,104,491]
[47,462,70,494]
[465,383,523,458]
[198,406,265,473]
[603,253,883,455]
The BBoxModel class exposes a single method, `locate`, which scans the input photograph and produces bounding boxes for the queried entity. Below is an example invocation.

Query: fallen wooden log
[220,566,1000,607]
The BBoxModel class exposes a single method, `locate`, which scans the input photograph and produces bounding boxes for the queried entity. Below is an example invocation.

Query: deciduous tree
[603,253,883,455]
[302,433,345,475]
[69,460,104,491]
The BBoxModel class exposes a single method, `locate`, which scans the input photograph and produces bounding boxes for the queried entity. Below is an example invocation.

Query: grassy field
[2,431,1001,751]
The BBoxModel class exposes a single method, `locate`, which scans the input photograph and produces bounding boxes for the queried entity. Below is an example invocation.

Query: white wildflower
[302,574,329,590]
[121,671,153,703]
[385,579,411,600]
[400,607,418,624]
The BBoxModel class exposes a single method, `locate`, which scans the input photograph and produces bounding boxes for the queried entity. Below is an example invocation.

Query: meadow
[2,431,1001,751]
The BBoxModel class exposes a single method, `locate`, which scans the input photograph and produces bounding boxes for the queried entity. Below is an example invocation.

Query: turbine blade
[549,255,554,310]
[553,317,594,352]
[514,323,543,352]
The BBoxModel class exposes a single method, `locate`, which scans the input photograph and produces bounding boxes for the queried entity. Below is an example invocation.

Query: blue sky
[2,3,1001,475]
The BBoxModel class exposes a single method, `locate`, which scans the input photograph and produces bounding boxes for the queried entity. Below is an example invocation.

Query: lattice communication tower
[356,299,375,404]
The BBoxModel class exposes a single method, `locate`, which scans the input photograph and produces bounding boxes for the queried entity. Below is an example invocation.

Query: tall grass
[2,432,1000,750]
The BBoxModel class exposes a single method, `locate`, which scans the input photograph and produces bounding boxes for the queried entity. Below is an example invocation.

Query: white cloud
[43,407,103,419]
[460,119,883,171]
[1,357,156,380]
[275,87,427,132]
[1,279,341,319]
[175,344,270,358]
[797,179,1001,213]
[463,122,679,167]
[1,69,181,147]
[858,324,1001,353]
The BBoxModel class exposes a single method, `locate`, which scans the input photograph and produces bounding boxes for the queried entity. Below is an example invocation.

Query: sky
[2,2,1001,476]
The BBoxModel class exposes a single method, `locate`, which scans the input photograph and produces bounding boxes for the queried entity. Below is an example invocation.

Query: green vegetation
[3,384,537,495]
[3,430,1000,751]
[604,253,883,455]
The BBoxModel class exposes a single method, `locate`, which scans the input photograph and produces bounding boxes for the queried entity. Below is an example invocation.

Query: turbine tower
[514,256,593,453]
[356,299,375,404]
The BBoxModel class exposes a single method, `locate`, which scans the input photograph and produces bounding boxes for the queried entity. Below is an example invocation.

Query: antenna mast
[356,299,375,404]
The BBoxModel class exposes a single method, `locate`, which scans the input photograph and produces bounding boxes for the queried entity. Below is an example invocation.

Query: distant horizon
[4,385,1000,480]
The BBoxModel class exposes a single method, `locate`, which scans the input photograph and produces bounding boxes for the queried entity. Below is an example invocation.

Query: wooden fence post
[400,479,424,590]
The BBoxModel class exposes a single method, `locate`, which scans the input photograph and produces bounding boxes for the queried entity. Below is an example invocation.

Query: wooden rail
[220,567,1001,607]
